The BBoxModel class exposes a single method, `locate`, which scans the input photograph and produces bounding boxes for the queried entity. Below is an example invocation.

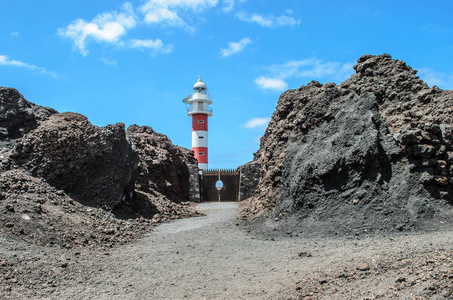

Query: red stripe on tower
[193,147,208,163]
[192,114,208,131]
[183,76,213,170]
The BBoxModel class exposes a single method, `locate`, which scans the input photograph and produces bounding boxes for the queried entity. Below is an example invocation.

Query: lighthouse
[183,76,213,170]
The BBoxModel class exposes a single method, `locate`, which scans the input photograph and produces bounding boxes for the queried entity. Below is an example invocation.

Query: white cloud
[0,55,57,78]
[255,58,355,91]
[221,0,247,12]
[130,39,174,55]
[11,32,19,37]
[221,0,235,12]
[255,76,288,92]
[244,117,271,129]
[220,37,251,57]
[417,68,453,90]
[236,11,272,27]
[140,0,218,31]
[275,9,299,26]
[58,2,137,56]
[101,57,118,66]
[141,4,184,27]
[267,59,355,80]
[236,10,299,28]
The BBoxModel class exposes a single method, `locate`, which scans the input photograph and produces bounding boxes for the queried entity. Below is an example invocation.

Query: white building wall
[192,130,208,148]
[198,163,208,170]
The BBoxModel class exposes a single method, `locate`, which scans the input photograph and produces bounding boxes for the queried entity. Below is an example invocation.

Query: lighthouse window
[198,120,204,123]
[199,136,204,139]
[198,152,204,156]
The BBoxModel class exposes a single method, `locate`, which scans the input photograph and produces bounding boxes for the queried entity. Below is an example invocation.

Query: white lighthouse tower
[183,76,213,170]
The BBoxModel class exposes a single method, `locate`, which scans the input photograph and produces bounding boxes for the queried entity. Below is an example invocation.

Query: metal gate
[199,169,239,202]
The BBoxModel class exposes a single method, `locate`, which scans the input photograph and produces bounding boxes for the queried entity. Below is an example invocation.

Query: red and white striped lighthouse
[183,76,212,170]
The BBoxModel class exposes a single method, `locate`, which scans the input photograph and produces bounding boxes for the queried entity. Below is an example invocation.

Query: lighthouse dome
[193,77,207,90]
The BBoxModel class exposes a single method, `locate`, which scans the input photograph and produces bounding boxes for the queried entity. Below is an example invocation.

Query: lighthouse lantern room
[183,76,213,170]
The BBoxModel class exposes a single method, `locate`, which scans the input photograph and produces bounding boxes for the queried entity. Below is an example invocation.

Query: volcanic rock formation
[11,112,138,209]
[0,87,199,248]
[112,125,199,221]
[242,54,453,235]
[126,124,197,201]
[0,87,56,141]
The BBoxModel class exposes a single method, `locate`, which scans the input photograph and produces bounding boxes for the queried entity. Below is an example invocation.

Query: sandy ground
[2,202,453,299]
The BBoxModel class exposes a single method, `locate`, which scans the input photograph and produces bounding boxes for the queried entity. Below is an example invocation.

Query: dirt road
[2,202,453,299]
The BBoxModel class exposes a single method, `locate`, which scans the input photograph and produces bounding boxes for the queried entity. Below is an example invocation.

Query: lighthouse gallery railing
[186,106,213,114]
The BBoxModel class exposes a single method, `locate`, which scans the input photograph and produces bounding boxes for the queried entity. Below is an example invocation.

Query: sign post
[215,173,223,202]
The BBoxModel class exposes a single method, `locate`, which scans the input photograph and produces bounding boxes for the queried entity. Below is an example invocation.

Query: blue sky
[1,0,452,169]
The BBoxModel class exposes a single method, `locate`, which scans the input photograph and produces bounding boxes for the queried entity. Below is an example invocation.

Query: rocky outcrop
[0,168,151,249]
[0,87,200,248]
[126,125,197,201]
[0,87,56,141]
[111,125,200,222]
[10,112,139,209]
[243,80,335,217]
[242,54,453,235]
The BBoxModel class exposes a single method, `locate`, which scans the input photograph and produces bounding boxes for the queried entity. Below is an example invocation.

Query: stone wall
[188,164,201,202]
[238,162,261,201]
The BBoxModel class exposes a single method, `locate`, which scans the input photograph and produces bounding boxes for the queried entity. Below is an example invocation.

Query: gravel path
[53,202,306,299]
[3,202,453,299]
